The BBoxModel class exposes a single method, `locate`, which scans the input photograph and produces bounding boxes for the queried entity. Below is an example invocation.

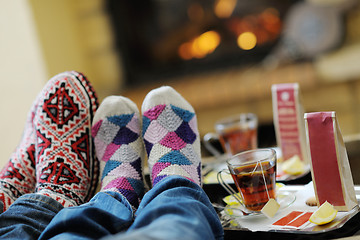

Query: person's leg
[0,71,98,239]
[34,71,99,207]
[118,176,224,240]
[141,86,202,186]
[39,95,145,239]
[92,96,145,209]
[116,86,223,240]
[0,89,39,212]
[39,191,133,240]
[0,194,63,240]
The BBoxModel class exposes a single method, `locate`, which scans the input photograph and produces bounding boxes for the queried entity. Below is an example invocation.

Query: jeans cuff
[15,193,64,213]
[97,191,134,213]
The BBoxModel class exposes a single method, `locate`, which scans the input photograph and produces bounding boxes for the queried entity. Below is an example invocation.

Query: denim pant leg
[0,193,63,240]
[103,176,224,240]
[39,191,134,240]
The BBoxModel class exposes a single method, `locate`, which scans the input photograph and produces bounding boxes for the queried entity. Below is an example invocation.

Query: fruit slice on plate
[309,201,338,225]
[281,155,305,175]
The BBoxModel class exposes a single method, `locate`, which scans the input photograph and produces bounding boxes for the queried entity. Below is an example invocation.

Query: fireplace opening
[106,0,295,87]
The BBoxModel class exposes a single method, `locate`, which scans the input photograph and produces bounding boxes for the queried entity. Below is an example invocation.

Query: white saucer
[223,191,296,219]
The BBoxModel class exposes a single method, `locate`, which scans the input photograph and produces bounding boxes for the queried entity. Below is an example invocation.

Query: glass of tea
[218,149,276,212]
[203,113,257,157]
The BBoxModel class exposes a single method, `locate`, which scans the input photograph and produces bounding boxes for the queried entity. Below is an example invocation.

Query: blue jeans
[0,176,224,240]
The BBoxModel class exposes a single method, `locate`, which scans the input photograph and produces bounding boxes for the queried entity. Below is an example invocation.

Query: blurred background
[2,0,360,168]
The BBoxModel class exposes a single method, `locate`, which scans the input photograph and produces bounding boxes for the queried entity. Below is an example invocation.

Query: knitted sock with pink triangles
[34,71,99,207]
[92,96,145,209]
[141,86,202,187]
[0,97,38,212]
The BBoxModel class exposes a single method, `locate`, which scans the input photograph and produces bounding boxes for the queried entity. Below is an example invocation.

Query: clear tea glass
[218,149,276,212]
[204,113,258,156]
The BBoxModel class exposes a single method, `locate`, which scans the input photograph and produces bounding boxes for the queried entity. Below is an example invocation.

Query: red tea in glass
[227,150,277,211]
[203,113,257,156]
[219,127,257,155]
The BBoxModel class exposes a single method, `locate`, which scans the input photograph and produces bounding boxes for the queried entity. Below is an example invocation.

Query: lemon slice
[223,193,242,206]
[309,201,338,225]
[281,155,305,175]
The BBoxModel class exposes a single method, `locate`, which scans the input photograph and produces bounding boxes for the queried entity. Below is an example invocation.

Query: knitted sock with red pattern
[141,86,202,187]
[92,96,145,209]
[34,71,99,207]
[0,97,39,212]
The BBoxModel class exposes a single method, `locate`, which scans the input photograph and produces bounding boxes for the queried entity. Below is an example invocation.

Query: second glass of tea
[203,113,258,156]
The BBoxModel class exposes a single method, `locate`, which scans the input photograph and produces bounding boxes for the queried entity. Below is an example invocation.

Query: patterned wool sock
[141,86,202,187]
[92,96,145,208]
[34,71,99,207]
[0,98,38,212]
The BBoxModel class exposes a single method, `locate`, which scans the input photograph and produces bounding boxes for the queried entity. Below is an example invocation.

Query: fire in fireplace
[106,0,294,86]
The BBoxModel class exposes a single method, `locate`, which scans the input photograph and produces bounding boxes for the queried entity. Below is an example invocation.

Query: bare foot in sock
[141,86,201,187]
[92,96,145,209]
[34,71,99,207]
[0,95,39,211]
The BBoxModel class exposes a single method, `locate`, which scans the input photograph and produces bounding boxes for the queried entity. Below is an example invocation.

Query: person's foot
[0,96,39,211]
[141,86,201,187]
[92,96,145,209]
[34,71,99,207]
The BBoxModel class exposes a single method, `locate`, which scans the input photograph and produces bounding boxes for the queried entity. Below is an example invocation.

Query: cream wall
[0,0,127,169]
[0,0,47,168]
[0,0,124,169]
[29,0,124,100]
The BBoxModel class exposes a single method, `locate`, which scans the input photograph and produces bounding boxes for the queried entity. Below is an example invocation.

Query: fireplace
[106,0,295,87]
